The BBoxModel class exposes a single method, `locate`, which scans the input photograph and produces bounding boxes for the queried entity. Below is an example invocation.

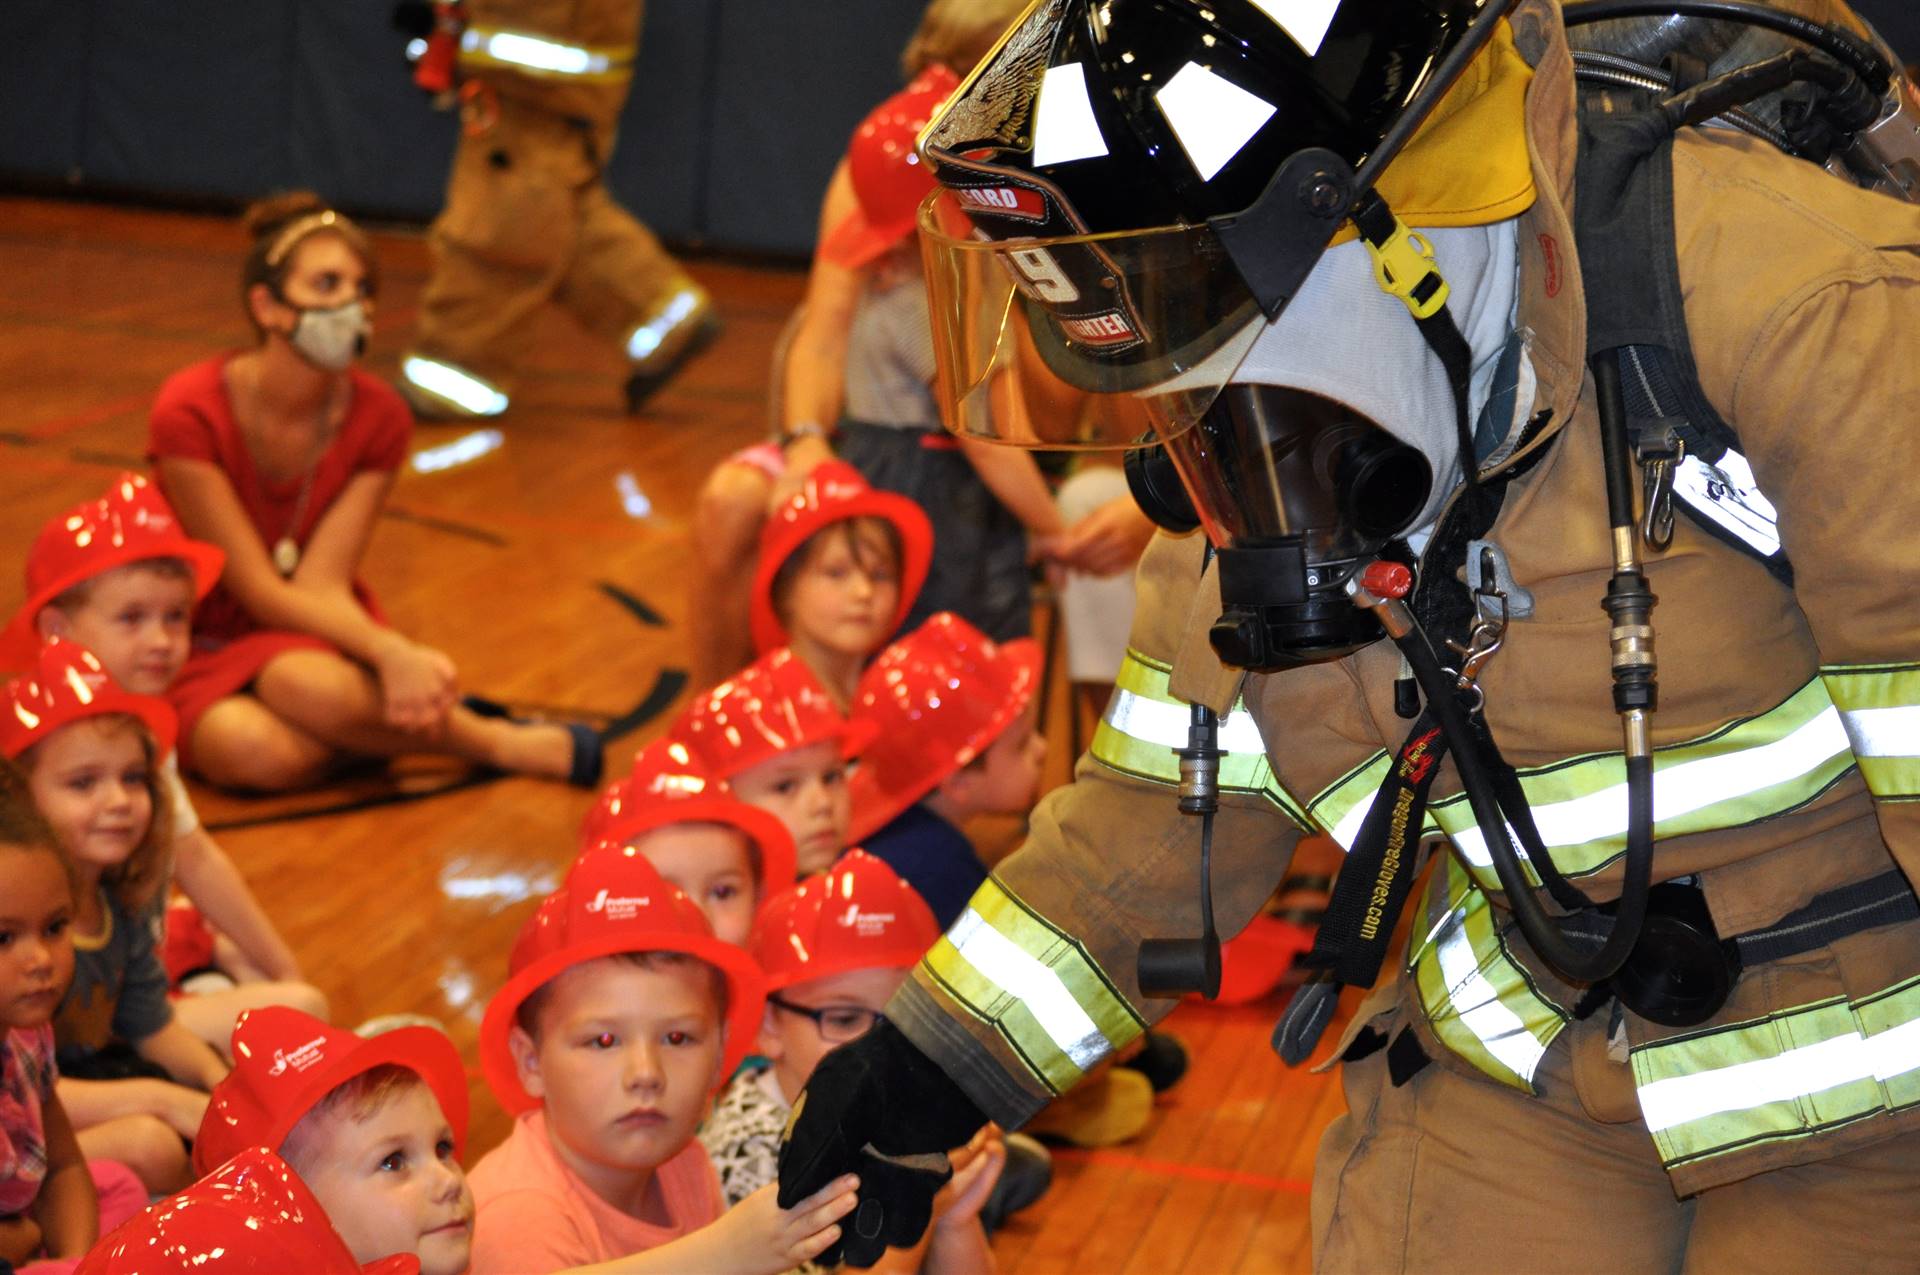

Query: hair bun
[242,190,331,242]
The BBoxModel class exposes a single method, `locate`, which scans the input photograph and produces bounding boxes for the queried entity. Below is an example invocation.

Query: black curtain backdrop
[5,3,1918,257]
[0,1,922,257]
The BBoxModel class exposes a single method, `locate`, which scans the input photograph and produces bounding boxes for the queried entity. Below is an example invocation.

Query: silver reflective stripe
[627,290,702,361]
[1672,449,1782,557]
[1638,1015,1920,1135]
[461,28,615,76]
[1445,704,1849,869]
[1839,704,1920,758]
[1434,912,1548,1084]
[400,356,508,417]
[946,908,1108,1070]
[1101,688,1266,755]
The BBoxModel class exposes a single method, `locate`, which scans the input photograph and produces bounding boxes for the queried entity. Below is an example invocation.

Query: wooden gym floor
[0,195,1347,1274]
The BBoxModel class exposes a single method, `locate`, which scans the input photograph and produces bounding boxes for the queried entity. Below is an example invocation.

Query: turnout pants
[1312,1008,1920,1273]
[412,94,688,391]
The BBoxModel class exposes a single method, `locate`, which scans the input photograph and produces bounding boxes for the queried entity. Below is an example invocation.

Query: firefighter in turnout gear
[398,0,716,419]
[772,0,1920,1269]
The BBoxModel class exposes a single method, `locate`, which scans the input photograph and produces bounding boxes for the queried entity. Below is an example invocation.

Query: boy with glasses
[702,851,1004,1275]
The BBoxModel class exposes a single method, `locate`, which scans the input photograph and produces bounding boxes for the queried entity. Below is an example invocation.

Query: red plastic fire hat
[751,849,940,991]
[580,738,799,891]
[847,613,1042,843]
[1,636,177,760]
[3,472,225,667]
[194,1006,469,1177]
[479,845,768,1113]
[821,65,961,271]
[750,461,932,655]
[673,648,878,783]
[77,1146,419,1274]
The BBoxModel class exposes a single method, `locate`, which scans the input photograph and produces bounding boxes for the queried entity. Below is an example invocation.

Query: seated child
[77,1145,425,1274]
[470,846,857,1274]
[6,474,328,1039]
[191,1006,472,1275]
[3,639,230,1194]
[674,649,876,876]
[846,613,1043,928]
[702,849,1002,1275]
[751,461,931,709]
[581,739,797,946]
[0,762,147,1275]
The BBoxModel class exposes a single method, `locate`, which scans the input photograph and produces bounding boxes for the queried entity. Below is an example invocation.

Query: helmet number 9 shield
[1006,248,1080,303]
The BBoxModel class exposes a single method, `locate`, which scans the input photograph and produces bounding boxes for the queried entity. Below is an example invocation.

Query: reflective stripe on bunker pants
[458,25,635,83]
[1313,1000,1920,1275]
[410,97,693,391]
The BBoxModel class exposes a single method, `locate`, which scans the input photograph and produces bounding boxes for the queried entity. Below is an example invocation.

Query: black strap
[1273,712,1451,1066]
[1733,870,1920,966]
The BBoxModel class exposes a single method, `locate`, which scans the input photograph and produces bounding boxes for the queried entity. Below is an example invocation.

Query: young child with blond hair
[5,474,327,1042]
[192,1006,474,1275]
[3,640,230,1194]
[469,846,857,1273]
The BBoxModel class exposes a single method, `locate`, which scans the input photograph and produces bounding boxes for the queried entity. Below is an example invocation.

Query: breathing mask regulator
[917,0,1910,1031]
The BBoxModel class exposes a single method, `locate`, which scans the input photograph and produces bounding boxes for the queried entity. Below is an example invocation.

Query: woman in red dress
[149,192,599,791]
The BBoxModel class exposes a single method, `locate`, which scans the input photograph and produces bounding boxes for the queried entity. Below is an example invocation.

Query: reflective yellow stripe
[1825,663,1920,799]
[1632,973,1920,1171]
[1407,855,1568,1091]
[1312,678,1855,891]
[1090,649,1311,828]
[920,877,1144,1095]
[458,26,635,83]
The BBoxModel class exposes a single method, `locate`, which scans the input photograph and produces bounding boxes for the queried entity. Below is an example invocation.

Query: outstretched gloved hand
[778,1021,989,1267]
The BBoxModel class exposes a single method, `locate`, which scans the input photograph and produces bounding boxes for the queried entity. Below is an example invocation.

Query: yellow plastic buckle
[1365,213,1451,321]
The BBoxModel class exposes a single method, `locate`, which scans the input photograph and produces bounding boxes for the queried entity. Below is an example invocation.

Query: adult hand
[375,638,458,732]
[1045,496,1155,578]
[779,1021,989,1267]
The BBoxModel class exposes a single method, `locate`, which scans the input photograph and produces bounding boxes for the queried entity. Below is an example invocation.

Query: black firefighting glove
[778,1020,989,1267]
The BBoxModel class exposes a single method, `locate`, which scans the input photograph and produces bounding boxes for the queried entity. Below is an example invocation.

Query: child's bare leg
[76,1116,191,1194]
[690,461,775,690]
[173,982,331,1059]
[187,695,335,791]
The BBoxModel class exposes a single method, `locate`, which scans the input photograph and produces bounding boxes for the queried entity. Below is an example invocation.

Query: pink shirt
[0,1025,56,1217]
[468,1111,725,1274]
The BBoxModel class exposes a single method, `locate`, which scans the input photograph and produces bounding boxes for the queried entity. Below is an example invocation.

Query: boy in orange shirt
[471,846,857,1274]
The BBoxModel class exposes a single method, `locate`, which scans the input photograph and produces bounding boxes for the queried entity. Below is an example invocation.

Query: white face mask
[287,298,371,372]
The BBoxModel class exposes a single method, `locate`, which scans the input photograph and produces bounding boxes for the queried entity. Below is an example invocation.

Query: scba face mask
[916,0,1537,669]
[286,299,371,373]
[1126,219,1527,667]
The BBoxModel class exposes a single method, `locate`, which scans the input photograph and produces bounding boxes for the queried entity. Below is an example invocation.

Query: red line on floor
[1053,1147,1312,1196]
[30,391,153,440]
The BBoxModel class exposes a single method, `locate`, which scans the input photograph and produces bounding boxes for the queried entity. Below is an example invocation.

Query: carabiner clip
[1635,428,1686,552]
